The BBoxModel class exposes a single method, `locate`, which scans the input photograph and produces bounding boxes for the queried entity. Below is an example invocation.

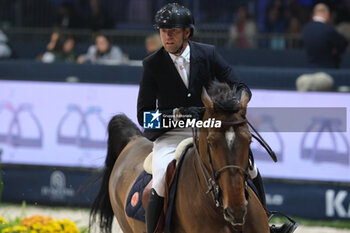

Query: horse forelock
[207,82,240,113]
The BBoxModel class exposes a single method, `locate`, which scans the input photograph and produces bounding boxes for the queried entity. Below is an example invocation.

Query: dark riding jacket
[303,21,348,68]
[137,41,251,141]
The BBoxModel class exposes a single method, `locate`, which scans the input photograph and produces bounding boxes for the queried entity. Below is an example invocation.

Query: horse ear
[201,87,214,109]
[240,90,250,115]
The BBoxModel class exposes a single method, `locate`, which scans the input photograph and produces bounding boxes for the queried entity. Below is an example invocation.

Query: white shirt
[313,16,326,23]
[169,44,190,88]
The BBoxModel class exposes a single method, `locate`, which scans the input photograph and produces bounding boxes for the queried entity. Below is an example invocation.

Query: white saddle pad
[143,137,193,174]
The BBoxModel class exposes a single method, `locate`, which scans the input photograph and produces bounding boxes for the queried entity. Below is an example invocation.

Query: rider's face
[159,28,190,55]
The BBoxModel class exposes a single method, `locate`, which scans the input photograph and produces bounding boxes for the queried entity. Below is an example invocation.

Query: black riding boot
[146,188,164,233]
[253,173,298,233]
[252,171,267,208]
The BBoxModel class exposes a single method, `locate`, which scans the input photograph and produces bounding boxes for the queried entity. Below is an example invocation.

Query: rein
[191,119,249,230]
[247,121,277,162]
[191,118,276,230]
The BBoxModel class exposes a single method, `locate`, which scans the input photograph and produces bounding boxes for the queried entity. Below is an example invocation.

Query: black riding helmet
[154,3,195,37]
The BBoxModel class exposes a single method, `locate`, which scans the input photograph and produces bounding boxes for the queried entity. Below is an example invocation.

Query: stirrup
[268,211,298,232]
[268,211,297,224]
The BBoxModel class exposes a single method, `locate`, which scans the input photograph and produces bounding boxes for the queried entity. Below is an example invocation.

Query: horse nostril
[224,207,237,221]
[223,208,234,221]
[224,207,246,224]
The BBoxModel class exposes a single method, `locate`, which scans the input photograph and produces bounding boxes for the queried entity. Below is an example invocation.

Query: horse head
[198,82,251,227]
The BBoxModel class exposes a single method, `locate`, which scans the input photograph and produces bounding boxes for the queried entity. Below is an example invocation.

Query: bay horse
[90,82,270,233]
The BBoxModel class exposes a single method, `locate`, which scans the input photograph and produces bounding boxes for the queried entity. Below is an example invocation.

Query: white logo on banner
[41,171,74,200]
[325,190,350,218]
[266,193,284,206]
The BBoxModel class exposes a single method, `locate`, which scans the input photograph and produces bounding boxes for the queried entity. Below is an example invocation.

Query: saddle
[125,137,193,223]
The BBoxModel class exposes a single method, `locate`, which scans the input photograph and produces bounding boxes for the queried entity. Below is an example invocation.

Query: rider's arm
[211,46,252,100]
[137,60,158,126]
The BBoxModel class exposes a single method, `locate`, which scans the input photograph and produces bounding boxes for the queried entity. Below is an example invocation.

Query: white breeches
[152,128,192,197]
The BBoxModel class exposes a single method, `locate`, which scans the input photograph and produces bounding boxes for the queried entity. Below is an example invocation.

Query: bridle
[191,117,277,230]
[192,118,249,230]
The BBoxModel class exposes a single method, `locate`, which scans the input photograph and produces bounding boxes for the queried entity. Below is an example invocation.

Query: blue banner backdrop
[265,180,350,220]
[2,164,350,220]
[1,164,100,206]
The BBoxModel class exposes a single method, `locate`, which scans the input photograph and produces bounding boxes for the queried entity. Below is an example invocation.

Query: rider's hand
[174,107,204,120]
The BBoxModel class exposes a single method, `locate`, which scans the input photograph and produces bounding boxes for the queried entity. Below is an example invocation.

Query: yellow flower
[2,226,27,233]
[2,227,12,233]
[21,215,53,228]
[0,216,7,225]
[31,222,43,230]
[1,215,82,233]
[13,225,28,232]
[55,219,79,233]
[48,220,61,231]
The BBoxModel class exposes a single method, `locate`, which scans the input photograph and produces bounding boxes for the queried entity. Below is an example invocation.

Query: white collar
[313,16,326,23]
[169,43,190,63]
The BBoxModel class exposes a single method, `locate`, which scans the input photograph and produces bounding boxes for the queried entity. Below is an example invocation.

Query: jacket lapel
[161,48,188,90]
[189,41,201,91]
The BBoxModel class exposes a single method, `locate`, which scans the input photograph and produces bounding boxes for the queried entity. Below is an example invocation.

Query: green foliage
[79,226,89,233]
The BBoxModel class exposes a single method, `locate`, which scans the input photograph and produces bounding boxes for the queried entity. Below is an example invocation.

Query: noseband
[192,118,250,229]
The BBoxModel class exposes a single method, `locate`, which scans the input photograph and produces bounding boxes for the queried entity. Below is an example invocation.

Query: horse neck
[172,148,234,232]
[182,147,225,217]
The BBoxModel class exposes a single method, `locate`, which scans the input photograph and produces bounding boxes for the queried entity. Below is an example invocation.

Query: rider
[137,3,296,233]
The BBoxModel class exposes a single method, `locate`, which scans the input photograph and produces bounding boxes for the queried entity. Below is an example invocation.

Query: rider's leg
[146,129,192,233]
[146,188,164,233]
[249,154,297,233]
[253,172,267,206]
[146,141,174,233]
[248,158,267,207]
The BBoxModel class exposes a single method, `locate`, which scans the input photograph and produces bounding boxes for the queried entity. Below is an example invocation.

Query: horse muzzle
[223,206,247,226]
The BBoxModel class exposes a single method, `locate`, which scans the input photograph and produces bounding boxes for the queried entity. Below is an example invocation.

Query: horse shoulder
[173,148,227,232]
[244,186,270,233]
